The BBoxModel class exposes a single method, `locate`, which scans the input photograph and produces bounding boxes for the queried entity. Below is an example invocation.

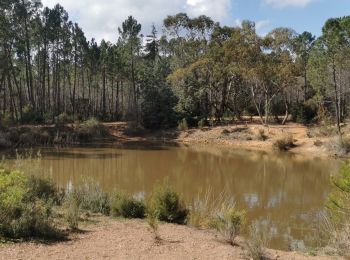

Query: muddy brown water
[6,143,340,250]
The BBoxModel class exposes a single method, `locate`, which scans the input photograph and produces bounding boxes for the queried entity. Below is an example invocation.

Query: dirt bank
[0,121,338,157]
[104,122,332,157]
[0,217,337,260]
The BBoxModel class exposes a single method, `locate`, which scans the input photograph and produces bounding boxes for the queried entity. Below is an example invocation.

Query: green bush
[55,112,74,125]
[111,193,145,219]
[177,118,188,131]
[147,210,160,241]
[26,176,59,203]
[327,163,350,221]
[71,179,110,215]
[291,100,317,124]
[325,163,350,257]
[147,182,188,224]
[63,192,80,230]
[0,167,60,239]
[77,118,108,141]
[21,106,44,124]
[212,206,246,246]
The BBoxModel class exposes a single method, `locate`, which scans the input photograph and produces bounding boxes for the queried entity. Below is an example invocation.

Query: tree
[118,16,142,122]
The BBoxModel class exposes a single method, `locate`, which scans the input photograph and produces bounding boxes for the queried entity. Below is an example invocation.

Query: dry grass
[188,188,235,228]
[273,134,295,151]
[245,221,272,260]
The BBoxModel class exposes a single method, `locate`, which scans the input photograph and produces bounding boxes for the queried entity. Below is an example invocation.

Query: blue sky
[41,0,350,42]
[227,0,350,36]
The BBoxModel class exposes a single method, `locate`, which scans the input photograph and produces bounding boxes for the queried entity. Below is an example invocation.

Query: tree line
[1,0,350,131]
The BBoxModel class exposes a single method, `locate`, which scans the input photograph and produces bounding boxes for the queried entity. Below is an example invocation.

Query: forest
[1,0,350,132]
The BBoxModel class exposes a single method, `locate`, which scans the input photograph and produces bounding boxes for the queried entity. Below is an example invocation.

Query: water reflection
[16,145,341,250]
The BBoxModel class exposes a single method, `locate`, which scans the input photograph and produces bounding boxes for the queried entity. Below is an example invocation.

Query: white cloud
[255,19,270,31]
[185,0,231,19]
[41,0,232,42]
[265,0,315,8]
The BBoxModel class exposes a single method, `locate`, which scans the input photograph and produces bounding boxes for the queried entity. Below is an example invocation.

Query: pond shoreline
[106,121,334,158]
[0,121,338,158]
[0,216,337,260]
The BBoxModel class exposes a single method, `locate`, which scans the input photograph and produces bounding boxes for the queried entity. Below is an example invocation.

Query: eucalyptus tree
[294,31,315,102]
[265,27,299,124]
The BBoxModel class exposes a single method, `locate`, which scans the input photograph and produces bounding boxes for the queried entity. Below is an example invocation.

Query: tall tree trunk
[22,1,35,109]
[250,83,264,125]
[282,97,289,125]
[332,59,341,139]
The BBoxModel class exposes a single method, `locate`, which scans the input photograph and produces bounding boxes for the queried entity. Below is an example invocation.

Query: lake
[7,143,340,250]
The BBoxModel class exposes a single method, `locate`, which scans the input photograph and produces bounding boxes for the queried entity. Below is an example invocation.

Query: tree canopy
[1,0,350,130]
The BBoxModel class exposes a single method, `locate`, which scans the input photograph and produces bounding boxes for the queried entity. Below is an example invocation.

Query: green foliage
[21,106,44,124]
[212,205,246,245]
[177,118,188,131]
[141,84,178,130]
[71,179,110,215]
[324,163,350,257]
[327,163,350,220]
[147,181,188,224]
[291,100,318,124]
[55,112,74,125]
[63,192,80,230]
[0,167,60,239]
[146,210,160,241]
[111,193,145,219]
[77,118,109,141]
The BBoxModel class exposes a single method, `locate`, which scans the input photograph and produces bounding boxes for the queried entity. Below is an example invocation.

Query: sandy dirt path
[0,218,338,260]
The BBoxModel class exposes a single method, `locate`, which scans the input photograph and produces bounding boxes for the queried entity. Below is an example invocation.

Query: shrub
[146,210,160,241]
[22,105,44,124]
[147,182,188,224]
[324,163,350,257]
[63,192,80,230]
[212,205,246,246]
[111,193,145,219]
[291,100,317,124]
[177,118,188,132]
[273,134,295,151]
[55,112,74,125]
[246,221,271,260]
[26,175,59,203]
[0,167,60,239]
[72,179,110,215]
[77,118,108,141]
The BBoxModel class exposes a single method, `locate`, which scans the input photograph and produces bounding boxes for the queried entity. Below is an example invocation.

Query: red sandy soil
[0,217,339,260]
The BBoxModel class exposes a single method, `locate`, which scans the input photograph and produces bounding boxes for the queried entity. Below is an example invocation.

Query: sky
[41,0,350,42]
